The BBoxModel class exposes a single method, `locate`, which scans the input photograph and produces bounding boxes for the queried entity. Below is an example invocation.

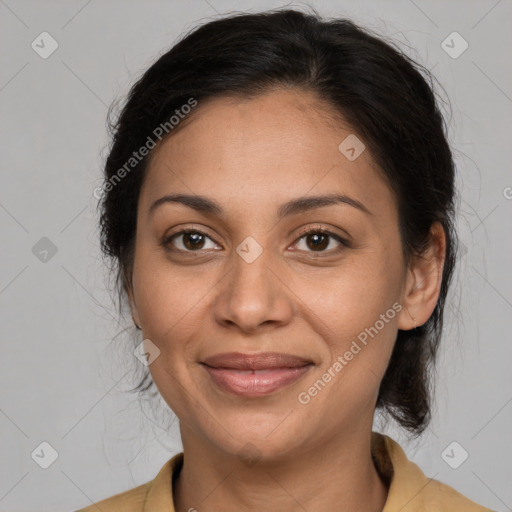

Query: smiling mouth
[201,351,313,369]
[201,362,314,397]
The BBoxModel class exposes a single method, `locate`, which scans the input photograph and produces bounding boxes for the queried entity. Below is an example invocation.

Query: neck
[173,426,388,512]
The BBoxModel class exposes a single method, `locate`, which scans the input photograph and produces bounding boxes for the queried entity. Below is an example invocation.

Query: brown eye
[294,227,348,254]
[164,230,218,252]
[182,232,206,250]
[305,232,329,251]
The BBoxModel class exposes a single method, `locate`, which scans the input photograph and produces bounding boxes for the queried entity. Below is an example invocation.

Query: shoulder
[372,432,495,512]
[73,481,150,512]
[421,478,495,512]
[73,453,183,512]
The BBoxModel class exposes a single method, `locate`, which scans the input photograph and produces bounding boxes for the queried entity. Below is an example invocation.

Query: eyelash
[162,225,350,256]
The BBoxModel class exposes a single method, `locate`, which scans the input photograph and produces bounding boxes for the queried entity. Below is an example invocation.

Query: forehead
[140,89,396,223]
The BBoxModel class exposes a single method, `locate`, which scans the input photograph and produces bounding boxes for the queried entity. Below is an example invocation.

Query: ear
[397,222,447,330]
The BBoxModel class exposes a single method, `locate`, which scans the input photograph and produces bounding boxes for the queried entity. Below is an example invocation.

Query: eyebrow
[148,193,372,219]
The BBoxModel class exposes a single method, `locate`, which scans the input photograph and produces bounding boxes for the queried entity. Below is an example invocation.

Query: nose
[212,243,294,333]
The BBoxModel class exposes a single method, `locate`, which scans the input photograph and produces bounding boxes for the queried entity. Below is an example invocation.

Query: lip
[201,352,313,397]
[202,351,312,370]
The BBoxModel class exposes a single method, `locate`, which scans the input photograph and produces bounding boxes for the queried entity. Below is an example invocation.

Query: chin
[203,414,309,462]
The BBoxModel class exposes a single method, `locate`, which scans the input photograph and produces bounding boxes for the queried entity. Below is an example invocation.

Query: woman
[77,8,494,512]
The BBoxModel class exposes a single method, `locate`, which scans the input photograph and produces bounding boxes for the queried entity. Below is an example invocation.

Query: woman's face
[129,89,425,459]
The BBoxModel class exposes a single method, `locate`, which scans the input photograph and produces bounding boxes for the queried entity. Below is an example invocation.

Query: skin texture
[127,88,446,512]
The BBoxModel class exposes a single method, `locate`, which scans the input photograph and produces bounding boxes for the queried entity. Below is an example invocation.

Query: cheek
[132,256,211,415]
[306,254,401,331]
[132,247,213,351]
[301,252,402,388]
[300,276,400,420]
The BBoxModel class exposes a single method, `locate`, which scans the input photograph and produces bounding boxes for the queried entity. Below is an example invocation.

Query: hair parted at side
[97,7,458,436]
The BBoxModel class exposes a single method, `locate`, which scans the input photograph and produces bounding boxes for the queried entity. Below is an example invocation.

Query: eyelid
[162,225,220,249]
[295,224,349,241]
[162,224,350,254]
[292,224,350,252]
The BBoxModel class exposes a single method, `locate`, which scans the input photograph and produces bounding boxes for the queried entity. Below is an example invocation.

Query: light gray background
[1,0,511,511]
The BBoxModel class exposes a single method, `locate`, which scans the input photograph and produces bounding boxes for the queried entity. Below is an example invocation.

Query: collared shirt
[74,432,494,511]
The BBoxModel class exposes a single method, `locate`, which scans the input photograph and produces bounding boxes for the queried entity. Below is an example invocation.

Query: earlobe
[398,304,417,331]
[397,222,446,331]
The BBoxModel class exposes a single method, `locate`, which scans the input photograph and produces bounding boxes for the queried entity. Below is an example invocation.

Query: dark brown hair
[97,7,458,436]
